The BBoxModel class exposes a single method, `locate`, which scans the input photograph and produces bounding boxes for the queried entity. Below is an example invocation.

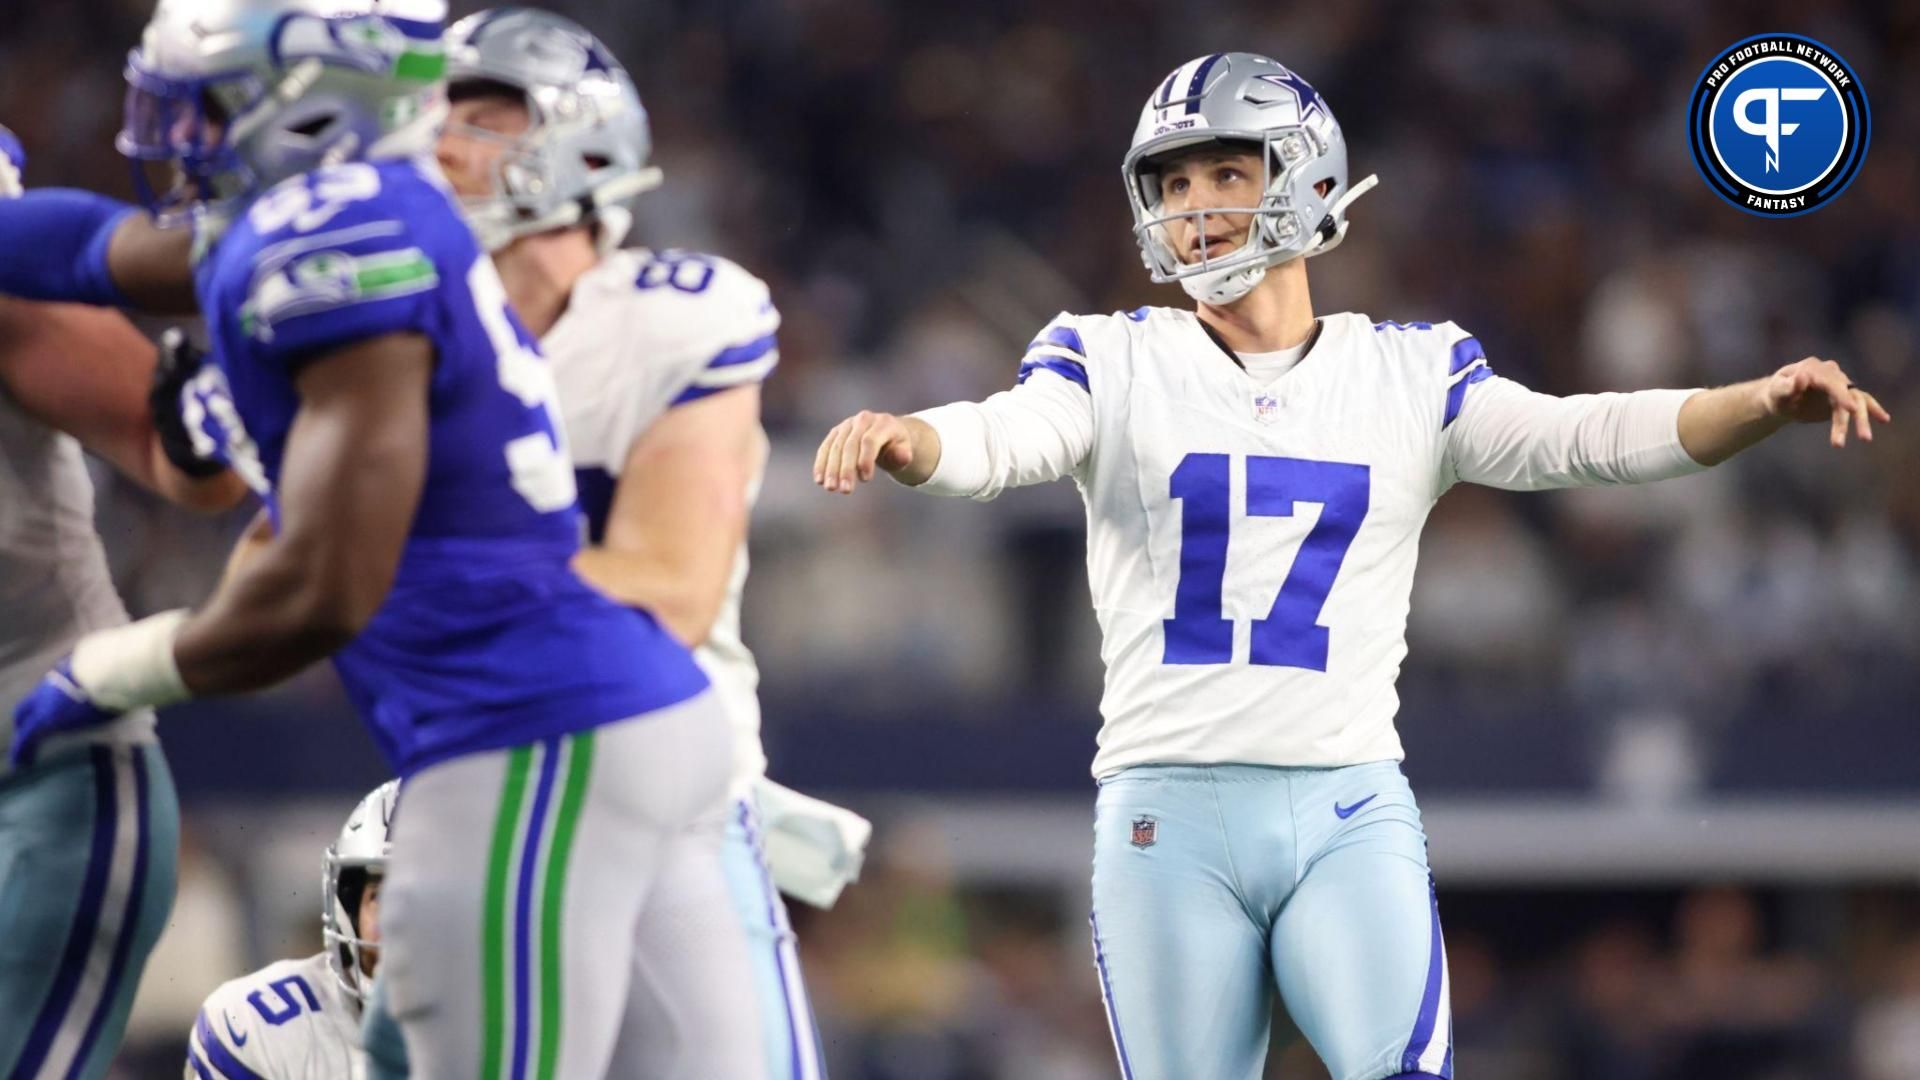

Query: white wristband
[69,609,192,711]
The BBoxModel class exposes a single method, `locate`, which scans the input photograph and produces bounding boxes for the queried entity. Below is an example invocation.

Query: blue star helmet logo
[1255,69,1328,124]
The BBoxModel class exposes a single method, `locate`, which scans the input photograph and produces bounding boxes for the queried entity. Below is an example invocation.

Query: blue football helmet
[116,0,448,229]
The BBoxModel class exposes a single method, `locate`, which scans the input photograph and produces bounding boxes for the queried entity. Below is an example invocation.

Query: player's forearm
[1675,378,1789,466]
[172,528,382,693]
[573,545,729,647]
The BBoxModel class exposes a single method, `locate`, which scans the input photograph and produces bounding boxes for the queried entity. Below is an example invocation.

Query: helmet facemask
[322,857,382,1002]
[1126,127,1333,304]
[444,83,659,254]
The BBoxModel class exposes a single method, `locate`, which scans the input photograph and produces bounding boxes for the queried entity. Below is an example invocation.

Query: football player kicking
[418,11,863,1077]
[0,2,768,1077]
[186,782,396,1080]
[0,128,247,1080]
[815,52,1889,1080]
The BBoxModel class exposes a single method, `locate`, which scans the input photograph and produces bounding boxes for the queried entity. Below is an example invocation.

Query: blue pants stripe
[10,748,117,1080]
[1400,878,1446,1074]
[738,804,809,1080]
[63,747,151,1080]
[509,739,561,1080]
[1088,911,1135,1080]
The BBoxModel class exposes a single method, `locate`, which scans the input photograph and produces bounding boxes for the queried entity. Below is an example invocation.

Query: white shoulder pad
[187,957,332,1079]
[597,248,780,405]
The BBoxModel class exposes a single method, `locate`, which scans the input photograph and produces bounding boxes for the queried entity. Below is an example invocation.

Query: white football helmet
[321,780,398,1002]
[1123,52,1379,305]
[115,0,449,228]
[443,7,660,252]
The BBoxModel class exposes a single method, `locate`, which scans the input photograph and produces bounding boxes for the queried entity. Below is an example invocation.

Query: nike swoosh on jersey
[1333,794,1378,819]
[223,1013,249,1047]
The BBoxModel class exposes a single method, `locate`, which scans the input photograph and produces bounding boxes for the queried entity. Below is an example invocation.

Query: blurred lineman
[418,9,866,1077]
[816,52,1890,1080]
[0,1,769,1077]
[186,782,397,1080]
[0,128,245,1080]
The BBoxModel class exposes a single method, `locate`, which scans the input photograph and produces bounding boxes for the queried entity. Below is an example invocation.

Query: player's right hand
[151,327,226,478]
[0,124,24,199]
[814,410,914,493]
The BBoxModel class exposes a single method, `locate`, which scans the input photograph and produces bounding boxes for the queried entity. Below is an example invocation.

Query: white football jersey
[545,247,778,794]
[917,307,1701,777]
[187,953,362,1080]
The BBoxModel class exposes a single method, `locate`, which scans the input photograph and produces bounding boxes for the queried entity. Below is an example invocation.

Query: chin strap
[1304,172,1380,259]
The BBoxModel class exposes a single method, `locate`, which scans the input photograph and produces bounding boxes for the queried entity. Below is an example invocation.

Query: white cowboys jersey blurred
[187,953,361,1080]
[547,246,779,795]
[916,307,1701,777]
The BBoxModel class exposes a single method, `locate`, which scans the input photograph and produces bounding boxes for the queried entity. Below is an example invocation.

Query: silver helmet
[116,0,448,228]
[1123,52,1379,305]
[443,8,660,252]
[321,780,398,1002]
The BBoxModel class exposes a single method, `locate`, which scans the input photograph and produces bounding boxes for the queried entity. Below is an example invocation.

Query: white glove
[753,778,872,910]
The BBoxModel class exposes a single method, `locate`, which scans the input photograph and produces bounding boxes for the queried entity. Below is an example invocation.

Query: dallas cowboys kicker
[816,52,1888,1080]
[0,1,768,1076]
[186,781,397,1080]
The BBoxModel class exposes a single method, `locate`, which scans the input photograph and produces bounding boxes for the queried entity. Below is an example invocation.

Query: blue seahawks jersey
[185,157,707,774]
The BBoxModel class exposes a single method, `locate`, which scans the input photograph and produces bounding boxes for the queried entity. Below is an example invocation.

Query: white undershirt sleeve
[910,370,1095,500]
[1444,374,1707,491]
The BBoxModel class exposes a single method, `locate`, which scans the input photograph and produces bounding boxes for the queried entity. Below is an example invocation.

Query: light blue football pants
[1090,761,1451,1080]
[722,796,826,1080]
[0,740,179,1080]
[361,794,825,1080]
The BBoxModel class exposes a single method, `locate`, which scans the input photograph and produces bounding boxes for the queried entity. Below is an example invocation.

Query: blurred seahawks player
[418,10,866,1077]
[0,1,769,1076]
[816,52,1890,1080]
[186,781,395,1080]
[0,127,245,1080]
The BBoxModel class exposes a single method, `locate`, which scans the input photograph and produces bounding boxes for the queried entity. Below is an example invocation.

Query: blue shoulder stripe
[1448,336,1487,375]
[706,332,778,371]
[195,1010,268,1080]
[1028,324,1087,358]
[186,1045,215,1080]
[1017,355,1090,392]
[1442,365,1493,429]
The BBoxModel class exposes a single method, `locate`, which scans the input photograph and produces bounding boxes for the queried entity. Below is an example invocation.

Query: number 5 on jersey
[1164,453,1370,671]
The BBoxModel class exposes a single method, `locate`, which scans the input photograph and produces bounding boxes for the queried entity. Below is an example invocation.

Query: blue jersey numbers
[247,974,320,1026]
[1164,453,1371,670]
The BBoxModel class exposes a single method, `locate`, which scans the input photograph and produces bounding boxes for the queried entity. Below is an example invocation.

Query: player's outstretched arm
[8,331,429,766]
[0,190,195,313]
[1677,356,1890,466]
[814,410,942,492]
[572,385,762,647]
[169,332,433,693]
[0,297,244,510]
[0,124,196,313]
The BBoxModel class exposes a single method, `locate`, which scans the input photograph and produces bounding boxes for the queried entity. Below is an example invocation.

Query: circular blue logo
[1688,34,1869,217]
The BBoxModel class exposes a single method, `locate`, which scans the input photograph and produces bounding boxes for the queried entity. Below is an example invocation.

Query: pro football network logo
[1688,33,1869,217]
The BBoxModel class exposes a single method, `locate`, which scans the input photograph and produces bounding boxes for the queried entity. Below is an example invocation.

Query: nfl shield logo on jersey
[1253,390,1281,425]
[1130,816,1158,848]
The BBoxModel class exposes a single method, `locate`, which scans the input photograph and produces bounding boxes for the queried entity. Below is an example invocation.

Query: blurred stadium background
[8,0,1920,1076]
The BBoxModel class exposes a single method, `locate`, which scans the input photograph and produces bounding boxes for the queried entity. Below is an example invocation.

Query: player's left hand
[1759,357,1891,448]
[10,659,125,768]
